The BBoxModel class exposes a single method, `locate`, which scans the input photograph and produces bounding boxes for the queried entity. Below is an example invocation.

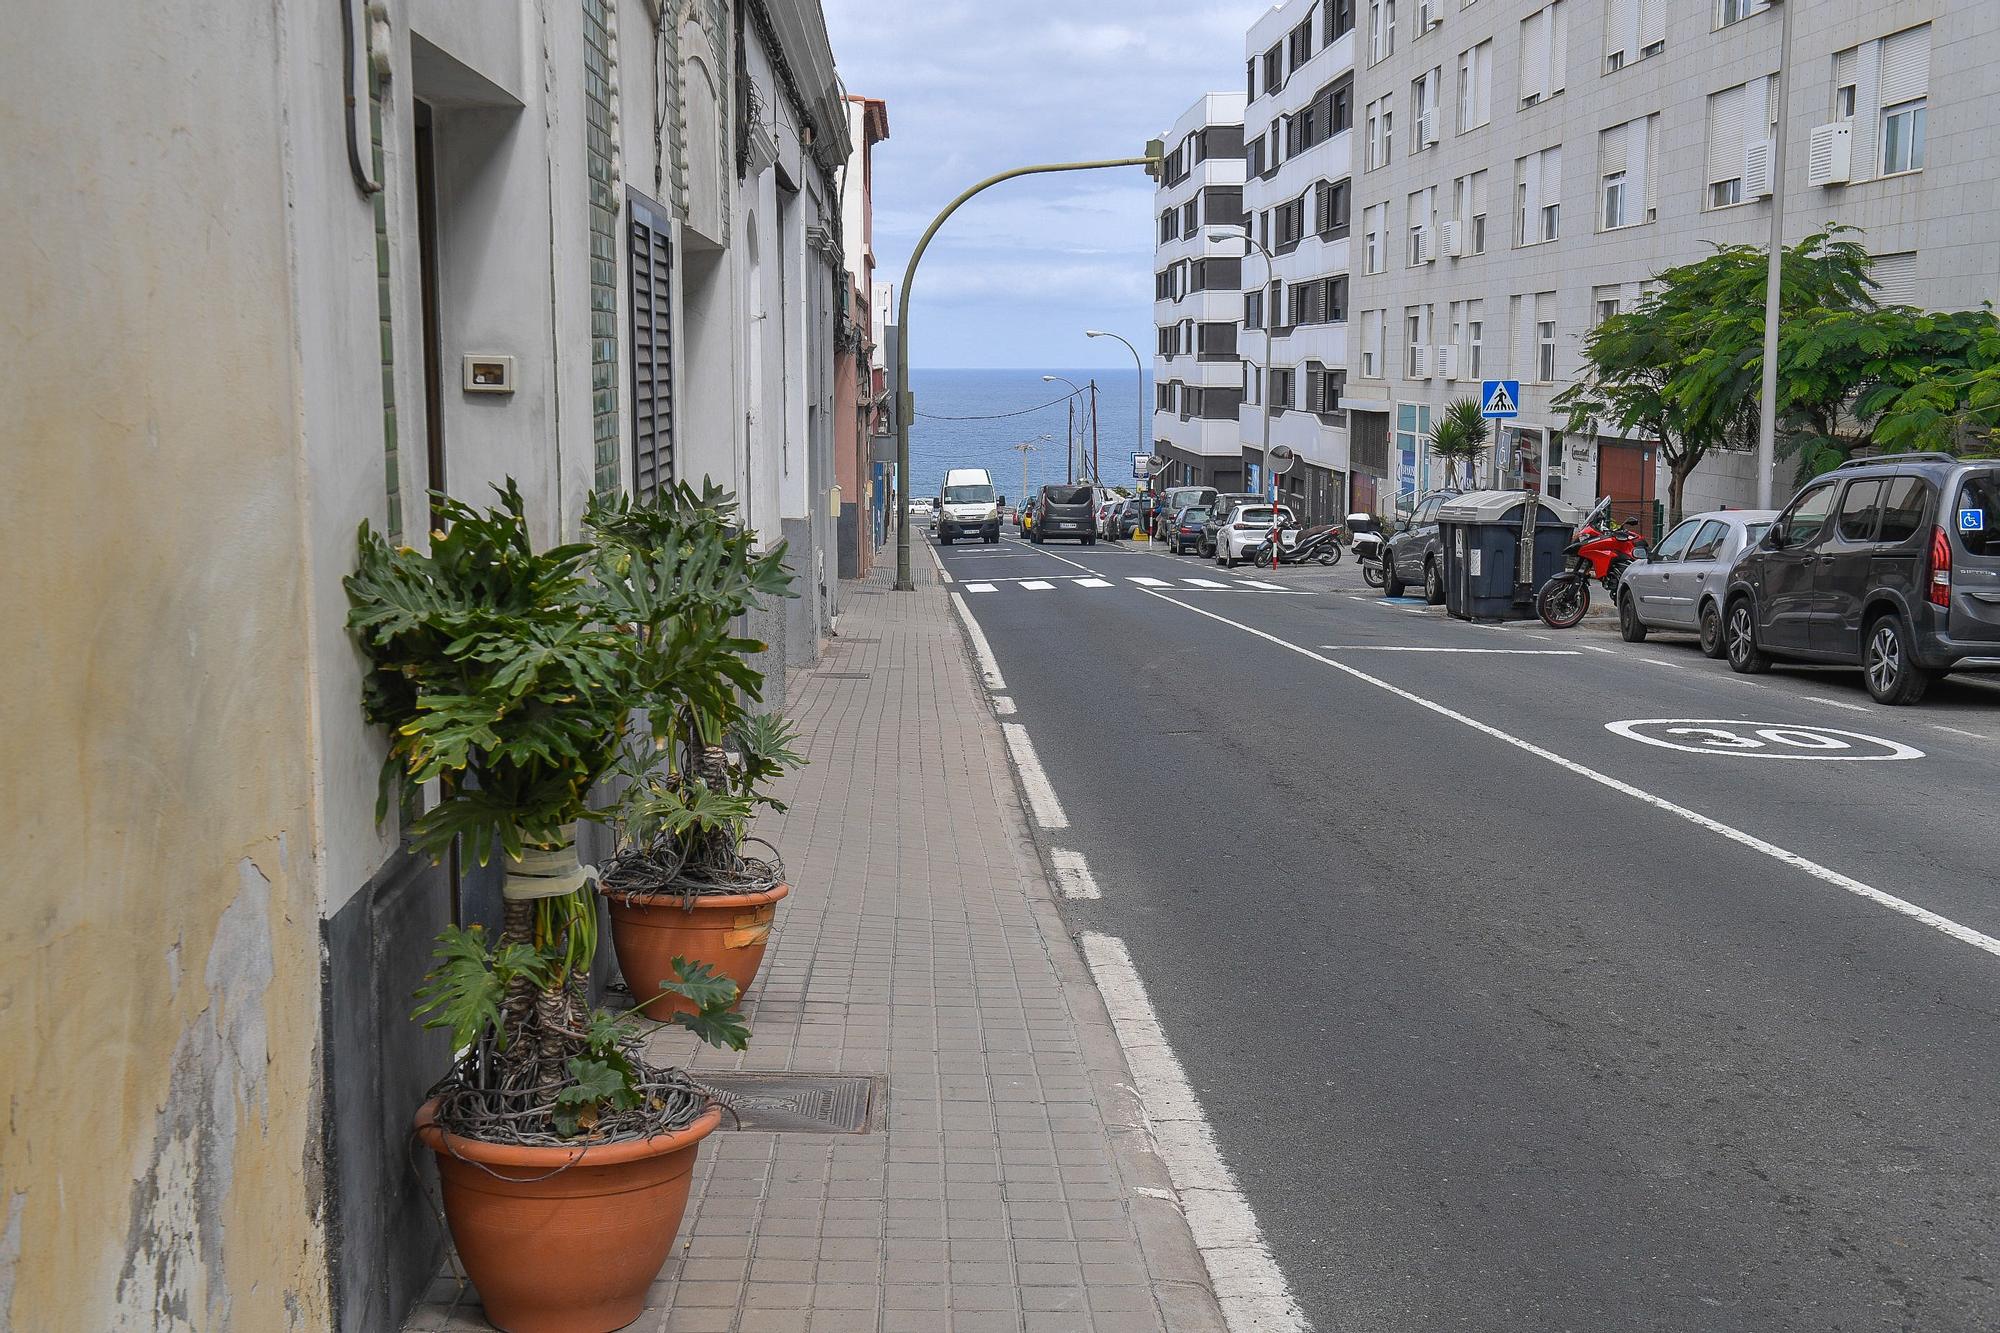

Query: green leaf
[674,1005,752,1052]
[551,1056,642,1137]
[663,956,740,1011]
[411,926,507,1051]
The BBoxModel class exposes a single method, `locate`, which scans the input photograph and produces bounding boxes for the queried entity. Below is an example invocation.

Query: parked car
[1722,453,2000,703]
[1153,486,1217,540]
[1167,505,1211,554]
[1031,484,1098,544]
[1198,493,1262,557]
[937,468,1001,545]
[1616,509,1777,654]
[1382,489,1464,603]
[1215,504,1296,568]
[1103,498,1140,540]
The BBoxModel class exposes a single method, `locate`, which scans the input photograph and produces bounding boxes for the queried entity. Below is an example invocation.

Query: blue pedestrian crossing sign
[1480,379,1521,419]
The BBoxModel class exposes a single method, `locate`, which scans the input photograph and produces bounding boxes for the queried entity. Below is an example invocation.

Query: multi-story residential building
[1344,0,2000,531]
[1239,0,1364,522]
[1152,94,1251,490]
[837,95,891,579]
[3,3,854,1330]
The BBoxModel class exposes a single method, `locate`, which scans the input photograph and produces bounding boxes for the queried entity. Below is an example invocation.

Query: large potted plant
[346,482,750,1333]
[584,484,802,1020]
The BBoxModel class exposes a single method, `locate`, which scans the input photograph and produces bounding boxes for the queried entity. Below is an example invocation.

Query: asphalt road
[937,528,2000,1333]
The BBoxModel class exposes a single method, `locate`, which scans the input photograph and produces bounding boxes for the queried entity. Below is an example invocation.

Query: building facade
[1152,94,1250,491]
[1343,0,2000,529]
[1,2,855,1330]
[836,95,891,580]
[1241,0,1364,523]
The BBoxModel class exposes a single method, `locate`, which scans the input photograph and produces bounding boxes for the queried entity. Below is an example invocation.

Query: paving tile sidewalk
[407,551,1227,1333]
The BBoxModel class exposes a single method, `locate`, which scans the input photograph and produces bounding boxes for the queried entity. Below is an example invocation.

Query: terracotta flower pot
[415,1099,721,1333]
[605,883,789,1020]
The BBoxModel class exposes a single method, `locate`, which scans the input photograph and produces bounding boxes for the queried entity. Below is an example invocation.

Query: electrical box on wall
[463,354,517,394]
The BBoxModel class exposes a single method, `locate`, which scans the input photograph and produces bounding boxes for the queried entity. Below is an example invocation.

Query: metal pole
[1090,381,1100,485]
[894,151,1163,591]
[1084,327,1147,487]
[1043,374,1084,483]
[1210,227,1276,503]
[1754,0,1797,510]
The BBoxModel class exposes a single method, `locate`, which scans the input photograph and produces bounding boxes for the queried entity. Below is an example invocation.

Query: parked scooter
[1347,512,1387,587]
[1535,496,1640,628]
[1255,521,1345,568]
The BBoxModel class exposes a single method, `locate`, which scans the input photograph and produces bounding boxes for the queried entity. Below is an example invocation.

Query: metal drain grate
[814,671,871,679]
[696,1073,879,1133]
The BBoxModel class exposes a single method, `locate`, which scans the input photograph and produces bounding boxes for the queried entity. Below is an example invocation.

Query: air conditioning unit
[1441,218,1463,256]
[1409,344,1430,378]
[1807,121,1852,187]
[1744,138,1775,199]
[1419,108,1439,146]
[1438,344,1458,380]
[1422,0,1443,27]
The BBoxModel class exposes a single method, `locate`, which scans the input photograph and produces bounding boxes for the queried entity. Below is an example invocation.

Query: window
[1652,519,1702,562]
[1275,196,1307,251]
[1514,146,1561,245]
[1882,99,1926,174]
[1835,480,1884,542]
[1705,76,1775,208]
[1710,178,1742,208]
[1361,309,1384,378]
[1271,368,1295,411]
[1780,482,1837,546]
[1244,289,1265,331]
[1411,68,1440,152]
[1406,186,1434,265]
[1601,171,1626,229]
[1182,199,1197,235]
[1467,313,1483,378]
[1264,46,1282,92]
[1369,0,1397,63]
[1537,320,1556,381]
[1314,178,1351,237]
[1593,285,1621,326]
[1686,521,1731,562]
[1462,169,1488,253]
[1327,0,1357,43]
[1457,40,1492,131]
[1878,477,1928,544]
[1289,21,1314,72]
[1406,309,1428,378]
[1518,1,1568,107]
[1247,58,1258,102]
[1541,201,1560,241]
[1872,251,1919,307]
[1835,83,1856,120]
[1362,203,1385,273]
[1715,0,1765,29]
[1954,474,2000,557]
[1365,95,1394,169]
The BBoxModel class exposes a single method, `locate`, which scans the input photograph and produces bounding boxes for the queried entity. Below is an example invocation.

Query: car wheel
[1725,599,1771,675]
[1618,589,1649,643]
[1863,613,1933,705]
[1423,558,1445,605]
[940,534,953,546]
[1382,554,1407,599]
[1697,601,1725,659]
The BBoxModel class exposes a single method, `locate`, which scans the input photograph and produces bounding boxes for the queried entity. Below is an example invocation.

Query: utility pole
[892,147,1165,590]
[1010,439,1043,507]
[1043,374,1085,483]
[1754,0,1797,508]
[1089,381,1100,486]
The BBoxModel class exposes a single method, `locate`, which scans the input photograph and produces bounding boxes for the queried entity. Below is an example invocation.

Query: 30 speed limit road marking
[1606,719,1924,761]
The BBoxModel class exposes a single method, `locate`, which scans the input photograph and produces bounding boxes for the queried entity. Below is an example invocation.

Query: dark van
[1722,453,2000,704]
[1031,484,1098,545]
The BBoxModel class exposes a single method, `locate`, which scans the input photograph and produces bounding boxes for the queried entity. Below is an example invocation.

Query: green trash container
[1437,491,1584,621]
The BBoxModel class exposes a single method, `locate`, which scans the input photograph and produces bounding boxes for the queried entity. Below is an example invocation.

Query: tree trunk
[1668,460,1691,530]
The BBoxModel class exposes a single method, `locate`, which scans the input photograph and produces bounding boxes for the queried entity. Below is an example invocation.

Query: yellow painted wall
[0,3,329,1328]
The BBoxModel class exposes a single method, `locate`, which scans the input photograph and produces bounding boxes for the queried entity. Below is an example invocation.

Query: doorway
[1597,440,1659,541]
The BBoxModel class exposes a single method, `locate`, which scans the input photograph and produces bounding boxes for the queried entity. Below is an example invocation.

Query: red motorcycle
[1536,497,1639,628]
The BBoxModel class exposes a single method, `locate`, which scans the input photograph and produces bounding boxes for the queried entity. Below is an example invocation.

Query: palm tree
[1429,397,1491,488]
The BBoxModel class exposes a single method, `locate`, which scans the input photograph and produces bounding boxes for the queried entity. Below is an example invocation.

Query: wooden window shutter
[627,190,675,500]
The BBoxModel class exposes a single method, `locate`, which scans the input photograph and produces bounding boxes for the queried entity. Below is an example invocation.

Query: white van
[937,467,1000,545]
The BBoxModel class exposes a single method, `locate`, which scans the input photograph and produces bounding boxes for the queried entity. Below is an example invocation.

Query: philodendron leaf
[675,1005,752,1052]
[410,925,505,1052]
[552,1056,642,1137]
[663,957,739,1011]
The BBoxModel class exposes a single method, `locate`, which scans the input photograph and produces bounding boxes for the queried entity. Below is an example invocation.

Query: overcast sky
[823,0,1268,370]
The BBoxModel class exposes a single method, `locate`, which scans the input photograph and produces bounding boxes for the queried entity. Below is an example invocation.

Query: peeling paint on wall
[0,1175,26,1329]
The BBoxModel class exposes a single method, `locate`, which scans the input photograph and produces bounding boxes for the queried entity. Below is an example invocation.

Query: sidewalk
[406,549,1228,1332]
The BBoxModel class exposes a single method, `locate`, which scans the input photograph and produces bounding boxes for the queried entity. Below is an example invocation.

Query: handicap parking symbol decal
[1605,719,1923,761]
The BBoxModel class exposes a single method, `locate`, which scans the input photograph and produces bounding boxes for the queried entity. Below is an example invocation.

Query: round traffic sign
[1605,719,1923,761]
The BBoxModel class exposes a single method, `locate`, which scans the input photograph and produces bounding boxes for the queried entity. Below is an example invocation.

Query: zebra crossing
[960,574,1301,595]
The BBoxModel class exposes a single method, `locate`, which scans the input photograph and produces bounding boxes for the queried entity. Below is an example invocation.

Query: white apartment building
[1343,0,2000,533]
[1152,94,1251,490]
[1239,0,1364,521]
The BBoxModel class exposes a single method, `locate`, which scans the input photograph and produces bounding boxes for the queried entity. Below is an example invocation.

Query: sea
[908,368,1152,505]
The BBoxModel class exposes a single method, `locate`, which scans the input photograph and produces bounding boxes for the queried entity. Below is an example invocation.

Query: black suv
[1722,453,2000,704]
[1031,484,1098,544]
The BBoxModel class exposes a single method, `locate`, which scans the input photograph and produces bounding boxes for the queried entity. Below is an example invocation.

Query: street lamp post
[1753,0,1798,509]
[1010,434,1054,512]
[1042,374,1084,483]
[1084,329,1146,493]
[1209,227,1275,503]
[892,147,1165,591]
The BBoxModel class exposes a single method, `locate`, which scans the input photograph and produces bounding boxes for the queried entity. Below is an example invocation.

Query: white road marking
[1020,580,1056,591]
[1001,722,1069,830]
[1607,719,1923,762]
[1131,577,1172,587]
[993,696,1017,715]
[1049,848,1101,899]
[1934,724,1986,740]
[964,583,998,593]
[1319,646,1582,655]
[1018,543,1099,575]
[1074,578,1114,588]
[1183,577,1228,589]
[1803,694,1871,714]
[1580,643,1619,654]
[1641,658,1683,670]
[1135,588,2000,963]
[1080,933,1308,1333]
[950,591,1007,692]
[1239,580,1286,590]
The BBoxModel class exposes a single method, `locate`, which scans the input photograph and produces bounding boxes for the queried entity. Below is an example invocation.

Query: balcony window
[1882,99,1926,175]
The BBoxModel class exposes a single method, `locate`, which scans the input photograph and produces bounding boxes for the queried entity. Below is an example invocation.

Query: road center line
[1080,933,1308,1333]
[1319,646,1582,655]
[1001,722,1069,830]
[950,591,1007,692]
[1139,588,2000,962]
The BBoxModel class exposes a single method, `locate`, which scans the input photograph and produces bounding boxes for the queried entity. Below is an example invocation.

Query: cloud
[825,0,1264,366]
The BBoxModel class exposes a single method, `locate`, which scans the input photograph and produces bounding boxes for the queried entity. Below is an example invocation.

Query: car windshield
[1042,486,1093,505]
[944,484,994,504]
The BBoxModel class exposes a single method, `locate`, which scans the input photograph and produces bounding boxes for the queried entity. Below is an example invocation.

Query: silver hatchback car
[1617,509,1777,655]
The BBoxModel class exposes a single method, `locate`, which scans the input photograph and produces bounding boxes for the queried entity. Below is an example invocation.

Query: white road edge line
[1319,646,1582,656]
[1137,588,2000,962]
[950,591,1007,692]
[1934,724,1985,740]
[1001,722,1070,830]
[1804,694,1871,714]
[1080,933,1309,1333]
[993,696,1017,715]
[1048,848,1101,899]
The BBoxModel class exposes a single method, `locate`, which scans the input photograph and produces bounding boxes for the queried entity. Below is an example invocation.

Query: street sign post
[1480,379,1521,419]
[1131,452,1151,480]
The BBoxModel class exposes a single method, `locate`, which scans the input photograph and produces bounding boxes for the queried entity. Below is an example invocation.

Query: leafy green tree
[1428,397,1491,487]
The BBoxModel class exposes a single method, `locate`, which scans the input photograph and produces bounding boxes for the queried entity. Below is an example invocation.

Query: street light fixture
[1084,329,1146,493]
[1010,433,1056,511]
[1209,226,1276,503]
